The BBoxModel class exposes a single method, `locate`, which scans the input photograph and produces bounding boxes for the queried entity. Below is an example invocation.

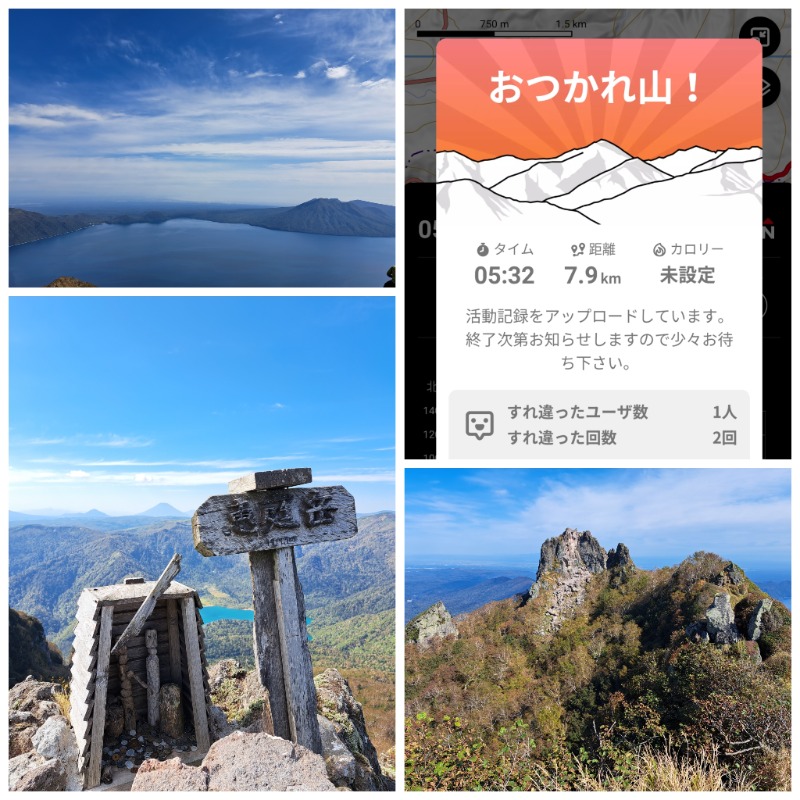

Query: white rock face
[31,716,81,791]
[407,601,459,647]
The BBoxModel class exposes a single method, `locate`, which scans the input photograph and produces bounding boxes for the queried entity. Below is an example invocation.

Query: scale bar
[416,29,574,38]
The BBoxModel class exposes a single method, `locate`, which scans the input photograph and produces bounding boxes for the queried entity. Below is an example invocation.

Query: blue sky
[406,468,791,575]
[10,297,395,516]
[9,9,394,206]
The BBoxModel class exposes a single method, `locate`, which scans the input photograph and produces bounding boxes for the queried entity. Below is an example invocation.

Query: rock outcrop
[705,593,739,644]
[315,668,392,790]
[747,598,773,641]
[8,679,80,792]
[713,562,746,589]
[130,732,335,791]
[524,529,634,630]
[207,662,391,791]
[687,592,742,645]
[9,678,65,759]
[406,601,458,648]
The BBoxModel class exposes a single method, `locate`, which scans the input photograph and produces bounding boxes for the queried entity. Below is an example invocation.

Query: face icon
[466,411,494,440]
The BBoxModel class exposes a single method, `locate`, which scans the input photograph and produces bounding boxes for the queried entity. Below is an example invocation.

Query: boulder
[705,593,738,644]
[747,598,773,641]
[8,678,64,758]
[9,751,66,792]
[10,752,45,790]
[405,602,458,647]
[318,714,356,787]
[131,758,209,791]
[31,716,81,791]
[203,731,335,791]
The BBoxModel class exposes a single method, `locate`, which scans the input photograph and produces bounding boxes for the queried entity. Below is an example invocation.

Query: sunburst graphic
[437,38,762,162]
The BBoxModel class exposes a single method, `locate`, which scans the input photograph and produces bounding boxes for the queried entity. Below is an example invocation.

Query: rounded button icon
[477,243,489,257]
[739,16,781,58]
[762,67,781,107]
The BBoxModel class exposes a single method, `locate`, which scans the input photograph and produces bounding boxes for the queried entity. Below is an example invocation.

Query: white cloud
[68,470,90,478]
[122,137,393,160]
[246,70,281,79]
[294,70,306,79]
[10,103,113,129]
[326,65,350,80]
[407,470,790,569]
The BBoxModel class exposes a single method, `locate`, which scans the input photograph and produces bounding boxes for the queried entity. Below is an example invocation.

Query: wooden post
[181,596,211,752]
[129,629,161,728]
[86,605,113,789]
[249,550,291,739]
[192,468,358,756]
[166,600,182,685]
[271,547,322,754]
[111,553,181,657]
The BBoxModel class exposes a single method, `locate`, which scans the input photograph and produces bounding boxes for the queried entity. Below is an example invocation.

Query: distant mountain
[138,502,188,517]
[9,511,394,658]
[67,508,109,518]
[243,198,395,237]
[10,198,395,245]
[437,141,762,227]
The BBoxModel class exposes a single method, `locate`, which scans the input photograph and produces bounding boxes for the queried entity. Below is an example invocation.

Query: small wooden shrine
[69,559,211,789]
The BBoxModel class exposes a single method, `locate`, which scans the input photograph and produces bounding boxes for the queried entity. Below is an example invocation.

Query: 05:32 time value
[474,265,534,284]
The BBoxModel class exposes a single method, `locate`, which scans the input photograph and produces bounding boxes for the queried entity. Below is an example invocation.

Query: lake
[200,606,313,637]
[200,606,254,624]
[9,218,395,287]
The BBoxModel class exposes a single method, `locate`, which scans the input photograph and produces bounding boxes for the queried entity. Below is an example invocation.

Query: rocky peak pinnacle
[525,528,633,631]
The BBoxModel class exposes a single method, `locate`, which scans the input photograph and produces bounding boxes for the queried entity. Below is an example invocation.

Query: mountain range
[437,139,762,226]
[9,511,394,658]
[9,198,395,246]
[406,528,790,791]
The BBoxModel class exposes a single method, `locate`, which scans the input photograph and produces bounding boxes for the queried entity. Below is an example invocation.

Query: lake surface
[200,606,314,637]
[9,219,395,287]
[200,606,254,624]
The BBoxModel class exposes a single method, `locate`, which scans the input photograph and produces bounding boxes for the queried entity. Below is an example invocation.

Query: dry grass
[529,745,791,791]
[54,686,71,718]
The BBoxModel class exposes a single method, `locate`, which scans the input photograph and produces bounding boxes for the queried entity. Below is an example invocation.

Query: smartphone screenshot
[405,9,791,460]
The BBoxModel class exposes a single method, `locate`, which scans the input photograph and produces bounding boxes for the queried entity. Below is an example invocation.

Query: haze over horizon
[10,297,395,516]
[10,9,394,206]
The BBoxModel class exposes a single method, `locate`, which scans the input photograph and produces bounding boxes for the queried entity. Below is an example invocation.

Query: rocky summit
[524,528,634,630]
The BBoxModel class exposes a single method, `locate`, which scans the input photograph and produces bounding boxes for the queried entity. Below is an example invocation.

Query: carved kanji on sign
[192,469,358,755]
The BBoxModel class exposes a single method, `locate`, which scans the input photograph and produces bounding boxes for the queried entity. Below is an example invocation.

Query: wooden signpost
[192,467,357,755]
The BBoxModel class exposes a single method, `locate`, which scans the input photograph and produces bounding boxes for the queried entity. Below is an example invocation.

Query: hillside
[9,208,100,246]
[9,511,394,655]
[406,529,790,791]
[8,608,70,687]
[10,198,395,245]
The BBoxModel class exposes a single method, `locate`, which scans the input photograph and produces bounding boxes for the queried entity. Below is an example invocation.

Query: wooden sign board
[193,485,357,556]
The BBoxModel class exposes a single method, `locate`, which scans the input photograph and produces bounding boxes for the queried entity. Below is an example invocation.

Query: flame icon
[653,243,666,257]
